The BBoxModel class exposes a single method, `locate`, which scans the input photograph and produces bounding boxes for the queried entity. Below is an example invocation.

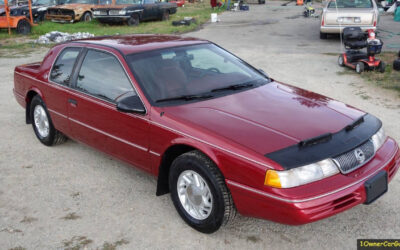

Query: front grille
[109,10,121,15]
[333,140,375,174]
[98,10,108,15]
[47,8,74,16]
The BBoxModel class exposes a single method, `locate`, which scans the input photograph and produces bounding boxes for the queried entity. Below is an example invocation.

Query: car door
[66,48,151,171]
[47,46,83,135]
[142,0,156,20]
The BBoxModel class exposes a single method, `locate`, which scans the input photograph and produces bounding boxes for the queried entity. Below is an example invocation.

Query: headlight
[354,17,361,23]
[265,159,339,188]
[337,17,343,23]
[119,10,126,15]
[371,127,386,152]
[93,10,100,15]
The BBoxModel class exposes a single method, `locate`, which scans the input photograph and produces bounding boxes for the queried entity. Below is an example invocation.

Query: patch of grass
[9,247,26,250]
[101,239,129,250]
[0,2,223,40]
[61,212,81,220]
[361,52,400,94]
[246,235,261,243]
[63,236,93,250]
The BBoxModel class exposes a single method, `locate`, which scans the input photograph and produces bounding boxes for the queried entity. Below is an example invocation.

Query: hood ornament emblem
[354,148,365,164]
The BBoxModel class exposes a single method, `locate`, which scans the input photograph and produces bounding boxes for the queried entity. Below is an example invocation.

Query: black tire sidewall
[169,154,226,233]
[83,12,92,22]
[128,14,139,26]
[17,20,31,35]
[30,96,56,146]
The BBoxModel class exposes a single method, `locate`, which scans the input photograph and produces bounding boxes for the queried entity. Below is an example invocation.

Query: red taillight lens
[322,16,325,26]
[373,20,376,27]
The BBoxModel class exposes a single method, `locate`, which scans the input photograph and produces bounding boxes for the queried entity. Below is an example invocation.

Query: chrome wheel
[33,105,50,138]
[177,170,213,220]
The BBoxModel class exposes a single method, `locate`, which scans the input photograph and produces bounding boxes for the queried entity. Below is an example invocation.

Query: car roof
[71,34,210,55]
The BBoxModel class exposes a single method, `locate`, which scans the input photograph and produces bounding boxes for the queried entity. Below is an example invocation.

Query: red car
[13,35,400,233]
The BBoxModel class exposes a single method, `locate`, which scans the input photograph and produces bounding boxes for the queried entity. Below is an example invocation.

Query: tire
[378,61,386,73]
[320,32,327,39]
[16,19,31,35]
[169,150,236,233]
[81,12,92,22]
[30,95,67,146]
[355,62,364,74]
[127,14,139,26]
[162,10,170,21]
[338,54,345,67]
[393,59,400,71]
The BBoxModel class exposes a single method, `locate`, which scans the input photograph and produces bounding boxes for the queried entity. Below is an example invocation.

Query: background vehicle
[320,0,379,39]
[3,0,60,23]
[0,0,34,34]
[93,0,176,26]
[46,0,110,22]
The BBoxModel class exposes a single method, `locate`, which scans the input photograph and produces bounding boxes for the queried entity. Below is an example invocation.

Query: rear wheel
[169,151,236,233]
[162,10,170,21]
[356,62,364,74]
[320,32,327,39]
[127,14,140,26]
[378,61,386,73]
[30,95,67,146]
[16,19,31,35]
[81,12,92,22]
[338,54,345,67]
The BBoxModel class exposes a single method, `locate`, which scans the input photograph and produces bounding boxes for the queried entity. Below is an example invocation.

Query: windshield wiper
[211,83,254,93]
[155,94,213,103]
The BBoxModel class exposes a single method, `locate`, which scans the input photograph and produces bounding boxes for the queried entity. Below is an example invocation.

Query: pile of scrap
[35,31,94,44]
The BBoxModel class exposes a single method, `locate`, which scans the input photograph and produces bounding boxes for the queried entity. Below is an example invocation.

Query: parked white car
[320,0,379,39]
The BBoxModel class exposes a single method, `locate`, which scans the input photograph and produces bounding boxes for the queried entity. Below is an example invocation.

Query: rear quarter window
[50,47,81,86]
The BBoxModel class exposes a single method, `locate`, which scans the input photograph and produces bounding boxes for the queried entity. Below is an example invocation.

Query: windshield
[328,0,372,8]
[116,0,141,4]
[127,43,269,105]
[33,0,56,5]
[65,0,96,4]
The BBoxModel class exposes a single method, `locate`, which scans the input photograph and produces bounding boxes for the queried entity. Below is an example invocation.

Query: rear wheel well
[156,144,197,196]
[25,90,38,124]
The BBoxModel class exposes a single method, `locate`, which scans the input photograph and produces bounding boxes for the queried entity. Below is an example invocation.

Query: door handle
[68,98,77,106]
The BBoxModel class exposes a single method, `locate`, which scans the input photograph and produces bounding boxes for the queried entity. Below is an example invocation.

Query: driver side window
[75,49,136,103]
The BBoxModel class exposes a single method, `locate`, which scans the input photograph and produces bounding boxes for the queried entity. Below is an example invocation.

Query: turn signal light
[264,170,282,188]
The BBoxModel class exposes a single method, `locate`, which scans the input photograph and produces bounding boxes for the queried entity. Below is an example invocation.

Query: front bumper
[321,25,376,34]
[94,15,130,22]
[45,14,75,22]
[227,138,400,225]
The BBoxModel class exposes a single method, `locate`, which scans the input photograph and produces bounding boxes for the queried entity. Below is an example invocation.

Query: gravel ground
[1,2,400,250]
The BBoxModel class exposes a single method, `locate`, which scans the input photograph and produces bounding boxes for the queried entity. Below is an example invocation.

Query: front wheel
[169,151,236,233]
[127,14,139,26]
[30,95,67,146]
[81,12,92,22]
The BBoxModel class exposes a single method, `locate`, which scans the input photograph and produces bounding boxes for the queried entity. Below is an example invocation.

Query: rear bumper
[321,25,376,34]
[227,138,400,225]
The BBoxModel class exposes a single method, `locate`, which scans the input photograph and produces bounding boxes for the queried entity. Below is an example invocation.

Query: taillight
[373,13,377,27]
[321,15,325,26]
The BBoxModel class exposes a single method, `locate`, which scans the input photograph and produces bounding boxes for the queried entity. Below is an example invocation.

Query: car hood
[49,3,91,9]
[163,81,365,155]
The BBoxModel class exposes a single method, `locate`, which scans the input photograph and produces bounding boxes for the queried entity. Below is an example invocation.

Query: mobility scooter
[338,27,385,74]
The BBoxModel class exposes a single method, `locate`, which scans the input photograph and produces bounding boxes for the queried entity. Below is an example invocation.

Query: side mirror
[116,95,146,114]
[258,69,269,78]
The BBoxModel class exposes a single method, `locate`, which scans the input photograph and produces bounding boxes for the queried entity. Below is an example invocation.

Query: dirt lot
[1,2,400,250]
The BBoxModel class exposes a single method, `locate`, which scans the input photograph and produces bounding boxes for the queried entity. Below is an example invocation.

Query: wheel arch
[25,88,43,124]
[156,142,222,196]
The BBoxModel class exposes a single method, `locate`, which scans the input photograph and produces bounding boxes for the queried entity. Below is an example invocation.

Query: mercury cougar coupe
[13,35,399,233]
